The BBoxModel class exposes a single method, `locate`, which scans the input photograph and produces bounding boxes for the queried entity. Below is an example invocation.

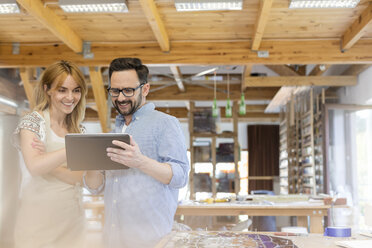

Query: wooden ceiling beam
[245,104,268,112]
[170,66,185,92]
[251,0,274,51]
[243,76,356,87]
[88,67,108,132]
[264,65,301,113]
[147,84,278,101]
[84,74,242,86]
[265,65,300,76]
[242,64,253,91]
[2,40,372,67]
[341,3,372,51]
[139,0,170,52]
[308,64,331,76]
[342,64,371,75]
[86,84,279,101]
[19,68,35,109]
[265,86,294,113]
[84,106,278,122]
[16,0,83,53]
[264,64,300,113]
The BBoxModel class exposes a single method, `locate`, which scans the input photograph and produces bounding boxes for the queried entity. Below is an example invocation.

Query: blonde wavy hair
[33,60,87,133]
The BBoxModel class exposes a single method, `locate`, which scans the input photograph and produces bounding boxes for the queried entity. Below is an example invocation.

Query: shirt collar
[115,102,155,124]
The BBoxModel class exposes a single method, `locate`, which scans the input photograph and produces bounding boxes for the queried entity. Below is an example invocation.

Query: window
[326,105,372,230]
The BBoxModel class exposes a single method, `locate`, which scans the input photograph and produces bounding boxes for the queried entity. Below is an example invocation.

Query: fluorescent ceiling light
[0,0,20,14]
[175,0,243,11]
[193,67,218,78]
[0,95,18,108]
[59,0,128,13]
[289,0,360,9]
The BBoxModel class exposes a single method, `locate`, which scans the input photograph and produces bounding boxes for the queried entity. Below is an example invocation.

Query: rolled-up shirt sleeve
[83,171,105,195]
[157,116,189,189]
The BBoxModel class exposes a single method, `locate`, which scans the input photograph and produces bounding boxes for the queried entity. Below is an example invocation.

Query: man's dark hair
[108,58,149,86]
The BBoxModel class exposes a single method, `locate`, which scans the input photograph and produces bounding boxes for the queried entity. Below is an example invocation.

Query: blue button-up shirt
[87,103,189,248]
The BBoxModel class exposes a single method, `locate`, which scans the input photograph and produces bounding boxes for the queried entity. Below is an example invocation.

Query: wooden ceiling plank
[139,0,170,52]
[19,68,35,109]
[157,105,269,115]
[308,64,331,76]
[16,0,83,53]
[265,86,294,113]
[265,65,300,76]
[242,64,253,91]
[342,64,371,75]
[245,104,268,112]
[170,65,185,92]
[2,40,372,67]
[85,106,278,121]
[243,76,357,87]
[86,84,279,101]
[341,3,372,51]
[147,84,278,101]
[251,0,274,51]
[264,64,300,113]
[88,67,108,132]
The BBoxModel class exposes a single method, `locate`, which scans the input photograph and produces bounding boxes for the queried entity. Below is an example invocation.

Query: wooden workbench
[176,202,334,233]
[84,200,346,234]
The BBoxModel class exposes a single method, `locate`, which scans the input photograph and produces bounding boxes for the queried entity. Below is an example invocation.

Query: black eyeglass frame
[107,83,145,97]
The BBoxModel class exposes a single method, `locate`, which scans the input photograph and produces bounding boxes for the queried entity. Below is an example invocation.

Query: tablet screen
[65,133,130,171]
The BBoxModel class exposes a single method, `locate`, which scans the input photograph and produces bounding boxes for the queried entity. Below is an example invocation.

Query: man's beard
[113,91,142,116]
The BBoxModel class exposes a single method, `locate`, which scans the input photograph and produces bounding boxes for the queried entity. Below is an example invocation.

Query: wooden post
[212,136,217,198]
[233,101,240,195]
[189,101,195,200]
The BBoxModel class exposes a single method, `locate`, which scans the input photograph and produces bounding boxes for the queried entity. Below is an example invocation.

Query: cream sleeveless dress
[13,109,86,248]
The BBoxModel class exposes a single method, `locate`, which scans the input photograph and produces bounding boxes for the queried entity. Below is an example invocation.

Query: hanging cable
[225,73,232,117]
[212,71,218,117]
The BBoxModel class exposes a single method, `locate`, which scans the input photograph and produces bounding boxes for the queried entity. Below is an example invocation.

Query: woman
[13,60,87,248]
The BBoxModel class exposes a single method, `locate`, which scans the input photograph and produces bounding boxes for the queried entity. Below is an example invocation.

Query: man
[84,58,189,248]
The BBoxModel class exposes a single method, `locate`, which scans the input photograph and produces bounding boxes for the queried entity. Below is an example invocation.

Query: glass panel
[194,162,213,201]
[326,107,372,231]
[238,151,248,196]
[355,110,372,230]
[216,163,235,193]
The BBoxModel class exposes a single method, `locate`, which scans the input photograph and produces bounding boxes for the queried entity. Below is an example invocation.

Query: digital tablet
[65,133,130,171]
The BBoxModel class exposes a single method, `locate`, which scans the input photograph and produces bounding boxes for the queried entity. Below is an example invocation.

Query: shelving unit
[289,98,302,194]
[279,89,325,195]
[279,106,289,194]
[189,101,240,200]
[313,90,325,194]
[299,89,316,194]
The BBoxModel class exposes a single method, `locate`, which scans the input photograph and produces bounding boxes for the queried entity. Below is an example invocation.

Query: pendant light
[212,71,219,117]
[239,92,246,115]
[225,73,232,117]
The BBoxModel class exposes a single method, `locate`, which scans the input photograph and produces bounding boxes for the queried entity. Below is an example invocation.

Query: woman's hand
[31,137,45,154]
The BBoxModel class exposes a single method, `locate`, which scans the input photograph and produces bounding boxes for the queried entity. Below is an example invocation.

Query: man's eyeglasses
[107,83,144,97]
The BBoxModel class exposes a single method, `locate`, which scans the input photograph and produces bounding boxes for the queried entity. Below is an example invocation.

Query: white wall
[338,66,372,104]
[333,66,372,229]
